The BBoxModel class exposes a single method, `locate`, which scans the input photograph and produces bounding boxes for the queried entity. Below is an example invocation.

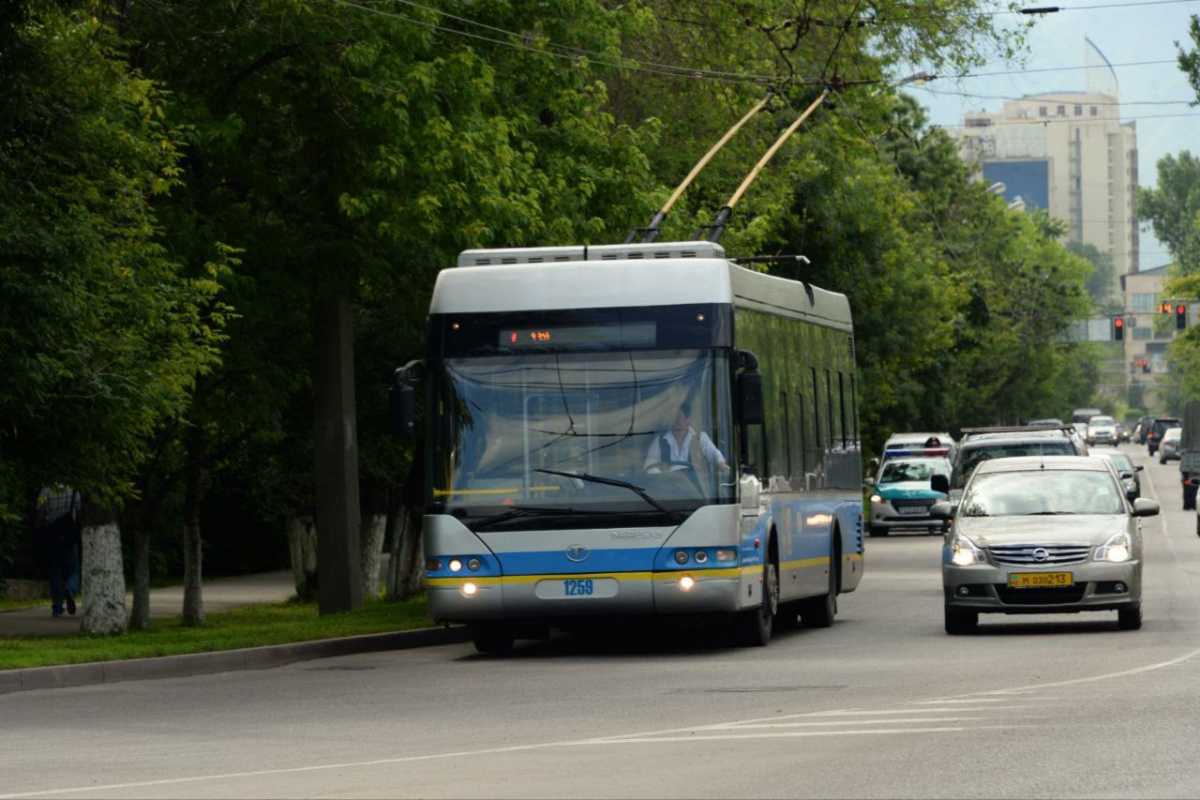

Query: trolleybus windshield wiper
[533,468,671,515]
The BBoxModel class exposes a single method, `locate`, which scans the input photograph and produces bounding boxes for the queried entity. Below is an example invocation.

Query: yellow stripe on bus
[425,568,743,588]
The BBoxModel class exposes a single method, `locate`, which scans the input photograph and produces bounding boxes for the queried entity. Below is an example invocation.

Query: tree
[124,0,662,613]
[0,0,226,630]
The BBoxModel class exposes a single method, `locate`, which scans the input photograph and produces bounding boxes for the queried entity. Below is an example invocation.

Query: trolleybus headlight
[467,558,481,572]
[694,550,709,564]
[461,582,478,597]
[715,549,737,562]
[449,559,463,573]
[679,575,695,591]
[425,559,443,571]
[674,550,689,565]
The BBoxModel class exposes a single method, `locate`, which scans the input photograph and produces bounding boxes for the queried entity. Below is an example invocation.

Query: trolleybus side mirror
[390,360,423,440]
[390,383,416,439]
[930,474,951,495]
[737,371,764,426]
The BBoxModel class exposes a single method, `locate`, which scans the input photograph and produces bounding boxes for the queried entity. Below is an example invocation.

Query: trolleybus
[395,240,864,653]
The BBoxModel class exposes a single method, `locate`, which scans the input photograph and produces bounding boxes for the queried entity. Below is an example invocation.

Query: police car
[867,449,952,536]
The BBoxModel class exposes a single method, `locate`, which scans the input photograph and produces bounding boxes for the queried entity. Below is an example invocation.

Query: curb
[0,625,471,696]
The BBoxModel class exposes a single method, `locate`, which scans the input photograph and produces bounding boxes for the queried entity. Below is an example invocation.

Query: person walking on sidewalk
[35,486,81,618]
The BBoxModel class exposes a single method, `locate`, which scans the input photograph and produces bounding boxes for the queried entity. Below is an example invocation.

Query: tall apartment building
[951,90,1139,301]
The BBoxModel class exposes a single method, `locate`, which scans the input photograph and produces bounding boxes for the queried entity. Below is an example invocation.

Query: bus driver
[644,401,729,477]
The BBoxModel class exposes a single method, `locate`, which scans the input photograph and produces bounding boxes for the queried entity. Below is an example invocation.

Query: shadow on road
[971,617,1123,636]
[456,616,851,660]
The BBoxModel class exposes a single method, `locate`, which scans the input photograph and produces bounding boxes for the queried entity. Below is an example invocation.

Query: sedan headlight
[1094,532,1133,563]
[870,494,883,504]
[950,535,985,567]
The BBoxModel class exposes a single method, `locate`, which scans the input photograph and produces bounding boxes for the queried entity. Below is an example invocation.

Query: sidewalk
[0,571,294,637]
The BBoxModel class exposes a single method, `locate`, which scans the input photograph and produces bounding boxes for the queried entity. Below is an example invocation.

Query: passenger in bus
[643,401,729,477]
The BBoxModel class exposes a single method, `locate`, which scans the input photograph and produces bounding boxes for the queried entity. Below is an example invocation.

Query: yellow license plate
[1008,572,1073,588]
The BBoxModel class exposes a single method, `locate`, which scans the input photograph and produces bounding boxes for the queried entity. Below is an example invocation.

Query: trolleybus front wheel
[733,557,778,647]
[471,624,515,656]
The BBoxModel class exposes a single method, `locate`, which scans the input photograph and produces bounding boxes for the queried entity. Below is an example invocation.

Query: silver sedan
[935,455,1159,634]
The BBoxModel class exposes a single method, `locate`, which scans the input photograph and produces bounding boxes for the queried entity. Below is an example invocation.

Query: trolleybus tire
[800,538,839,628]
[775,601,801,630]
[471,624,515,655]
[1118,603,1143,631]
[943,604,977,635]
[733,557,777,647]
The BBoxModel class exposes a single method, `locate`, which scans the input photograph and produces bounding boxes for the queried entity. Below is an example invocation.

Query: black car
[1148,417,1182,456]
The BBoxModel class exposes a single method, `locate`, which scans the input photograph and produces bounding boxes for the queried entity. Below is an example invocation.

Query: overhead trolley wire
[916,86,1196,105]
[332,0,780,85]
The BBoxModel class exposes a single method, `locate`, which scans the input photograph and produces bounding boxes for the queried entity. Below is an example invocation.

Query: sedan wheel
[1118,603,1143,631]
[944,604,977,635]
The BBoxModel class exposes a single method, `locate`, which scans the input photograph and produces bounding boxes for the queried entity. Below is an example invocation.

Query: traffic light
[1177,304,1188,330]
[1113,316,1125,341]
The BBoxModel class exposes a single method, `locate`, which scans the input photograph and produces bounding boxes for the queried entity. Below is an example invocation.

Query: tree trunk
[80,500,127,635]
[287,515,319,602]
[312,277,363,613]
[360,513,386,600]
[391,506,424,600]
[129,520,151,630]
[385,488,403,599]
[359,480,387,600]
[181,437,208,626]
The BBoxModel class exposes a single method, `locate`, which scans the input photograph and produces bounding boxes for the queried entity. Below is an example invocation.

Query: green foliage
[0,1,227,519]
[0,0,1102,579]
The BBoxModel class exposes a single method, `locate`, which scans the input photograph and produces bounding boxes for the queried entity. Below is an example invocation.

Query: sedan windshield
[879,458,949,484]
[433,349,734,520]
[1090,416,1115,426]
[961,470,1125,517]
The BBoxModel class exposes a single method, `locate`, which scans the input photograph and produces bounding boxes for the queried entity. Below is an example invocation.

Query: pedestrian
[35,486,81,618]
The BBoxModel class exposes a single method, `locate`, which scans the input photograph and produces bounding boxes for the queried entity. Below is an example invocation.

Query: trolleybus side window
[826,368,836,448]
[796,394,807,475]
[811,367,821,453]
[838,372,848,450]
[781,391,792,476]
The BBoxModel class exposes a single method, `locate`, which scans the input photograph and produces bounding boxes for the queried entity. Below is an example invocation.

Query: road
[3,444,1200,799]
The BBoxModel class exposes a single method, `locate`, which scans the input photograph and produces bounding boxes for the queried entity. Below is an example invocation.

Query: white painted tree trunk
[287,516,319,601]
[81,522,128,635]
[360,513,386,599]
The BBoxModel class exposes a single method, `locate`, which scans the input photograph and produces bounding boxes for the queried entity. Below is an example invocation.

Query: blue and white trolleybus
[397,239,865,653]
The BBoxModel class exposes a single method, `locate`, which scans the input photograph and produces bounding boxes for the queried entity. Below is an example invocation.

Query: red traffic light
[1179,305,1187,315]
[1114,318,1124,328]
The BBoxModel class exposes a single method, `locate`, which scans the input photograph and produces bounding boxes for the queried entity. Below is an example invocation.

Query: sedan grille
[987,543,1091,566]
[891,499,932,509]
[995,584,1088,605]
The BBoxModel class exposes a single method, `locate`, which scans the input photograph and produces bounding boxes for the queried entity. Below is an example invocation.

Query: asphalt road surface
[4,444,1200,799]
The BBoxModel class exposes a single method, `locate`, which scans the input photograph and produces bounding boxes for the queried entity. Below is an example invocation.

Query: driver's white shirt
[644,428,726,471]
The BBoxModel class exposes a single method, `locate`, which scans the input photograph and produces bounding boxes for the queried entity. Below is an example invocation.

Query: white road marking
[712,717,984,729]
[595,724,1032,745]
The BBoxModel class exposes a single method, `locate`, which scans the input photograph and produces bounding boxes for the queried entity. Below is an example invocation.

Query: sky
[909,0,1200,271]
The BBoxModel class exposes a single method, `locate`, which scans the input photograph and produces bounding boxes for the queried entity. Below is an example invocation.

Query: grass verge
[0,595,432,671]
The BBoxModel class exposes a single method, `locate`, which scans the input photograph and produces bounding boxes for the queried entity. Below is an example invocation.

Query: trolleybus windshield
[433,348,735,524]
